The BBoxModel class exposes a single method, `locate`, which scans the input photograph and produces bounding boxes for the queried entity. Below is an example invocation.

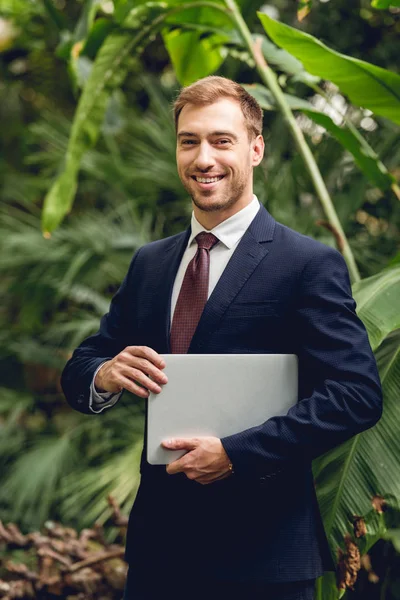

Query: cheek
[176,161,186,175]
[177,155,191,172]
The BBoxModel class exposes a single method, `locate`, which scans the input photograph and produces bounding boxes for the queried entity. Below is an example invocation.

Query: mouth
[191,175,226,188]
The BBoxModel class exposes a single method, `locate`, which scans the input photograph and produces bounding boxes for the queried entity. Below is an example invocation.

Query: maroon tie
[170,232,219,354]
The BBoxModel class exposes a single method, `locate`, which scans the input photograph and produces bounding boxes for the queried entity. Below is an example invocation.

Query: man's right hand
[94,346,168,397]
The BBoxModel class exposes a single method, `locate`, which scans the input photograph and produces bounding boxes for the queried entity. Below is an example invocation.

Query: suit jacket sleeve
[221,246,383,476]
[61,249,142,415]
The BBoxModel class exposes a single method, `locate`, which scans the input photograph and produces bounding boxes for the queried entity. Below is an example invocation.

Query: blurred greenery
[0,0,399,598]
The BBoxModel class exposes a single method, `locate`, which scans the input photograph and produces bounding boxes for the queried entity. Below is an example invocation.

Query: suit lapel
[189,205,276,352]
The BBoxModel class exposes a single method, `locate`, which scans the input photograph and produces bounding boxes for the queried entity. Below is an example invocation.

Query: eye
[181,139,197,145]
[216,139,231,146]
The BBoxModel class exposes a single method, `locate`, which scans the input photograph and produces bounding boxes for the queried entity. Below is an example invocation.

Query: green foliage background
[0,0,399,597]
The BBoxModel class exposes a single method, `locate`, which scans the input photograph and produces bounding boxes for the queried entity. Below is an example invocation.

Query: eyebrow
[177,130,239,141]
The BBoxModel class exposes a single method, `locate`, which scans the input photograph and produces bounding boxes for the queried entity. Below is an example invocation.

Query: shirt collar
[188,195,260,250]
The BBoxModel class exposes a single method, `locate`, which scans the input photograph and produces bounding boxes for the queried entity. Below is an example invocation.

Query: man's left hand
[163,437,232,485]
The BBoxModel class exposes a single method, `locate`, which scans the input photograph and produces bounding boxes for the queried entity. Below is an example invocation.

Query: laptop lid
[147,354,298,465]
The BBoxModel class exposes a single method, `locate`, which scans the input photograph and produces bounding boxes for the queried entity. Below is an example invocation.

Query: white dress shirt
[90,196,260,413]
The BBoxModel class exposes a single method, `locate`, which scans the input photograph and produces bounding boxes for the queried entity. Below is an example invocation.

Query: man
[61,76,382,600]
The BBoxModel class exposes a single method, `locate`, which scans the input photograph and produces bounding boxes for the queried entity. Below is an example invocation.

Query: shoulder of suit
[135,230,188,257]
[274,220,342,260]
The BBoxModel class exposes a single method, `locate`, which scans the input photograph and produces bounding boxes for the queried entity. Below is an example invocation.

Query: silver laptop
[147,354,298,465]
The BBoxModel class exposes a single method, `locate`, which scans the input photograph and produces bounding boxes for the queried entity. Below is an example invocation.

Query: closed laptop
[147,354,298,465]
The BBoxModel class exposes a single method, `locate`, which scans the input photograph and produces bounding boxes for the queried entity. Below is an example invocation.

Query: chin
[192,194,224,212]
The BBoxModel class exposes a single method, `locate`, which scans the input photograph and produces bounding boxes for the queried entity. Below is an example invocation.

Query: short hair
[173,76,263,139]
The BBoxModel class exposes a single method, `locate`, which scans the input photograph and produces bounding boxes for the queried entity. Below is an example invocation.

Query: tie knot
[195,232,219,251]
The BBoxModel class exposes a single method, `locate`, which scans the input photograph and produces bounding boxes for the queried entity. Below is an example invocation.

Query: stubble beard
[182,172,249,213]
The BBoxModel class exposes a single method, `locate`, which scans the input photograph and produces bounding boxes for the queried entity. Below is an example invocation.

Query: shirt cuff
[89,362,122,414]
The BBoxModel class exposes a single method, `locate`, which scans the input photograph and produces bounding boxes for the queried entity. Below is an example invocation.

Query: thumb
[162,438,198,450]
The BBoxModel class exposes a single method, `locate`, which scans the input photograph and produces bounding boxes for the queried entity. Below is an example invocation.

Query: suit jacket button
[77,394,84,404]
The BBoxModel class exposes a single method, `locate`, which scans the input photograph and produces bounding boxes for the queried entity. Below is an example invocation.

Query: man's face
[176,98,264,222]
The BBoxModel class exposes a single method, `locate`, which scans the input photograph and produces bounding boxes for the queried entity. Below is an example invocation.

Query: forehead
[177,98,247,136]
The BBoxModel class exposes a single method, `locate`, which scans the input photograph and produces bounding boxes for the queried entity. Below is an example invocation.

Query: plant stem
[224,0,361,282]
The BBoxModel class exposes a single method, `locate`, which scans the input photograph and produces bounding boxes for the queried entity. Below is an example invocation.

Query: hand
[94,346,168,397]
[163,437,232,485]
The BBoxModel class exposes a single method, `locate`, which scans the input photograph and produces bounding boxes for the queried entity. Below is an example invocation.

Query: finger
[125,346,166,369]
[129,357,168,386]
[162,438,198,451]
[118,375,150,398]
[166,456,188,475]
[120,366,164,394]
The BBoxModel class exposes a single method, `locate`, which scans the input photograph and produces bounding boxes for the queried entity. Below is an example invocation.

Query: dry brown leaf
[372,495,386,513]
[353,516,367,538]
[297,0,312,21]
[337,534,361,590]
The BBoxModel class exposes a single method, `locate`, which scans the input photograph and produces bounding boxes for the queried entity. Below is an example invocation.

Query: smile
[192,175,225,184]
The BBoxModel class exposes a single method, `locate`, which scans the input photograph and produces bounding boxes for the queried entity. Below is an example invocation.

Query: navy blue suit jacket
[61,205,382,583]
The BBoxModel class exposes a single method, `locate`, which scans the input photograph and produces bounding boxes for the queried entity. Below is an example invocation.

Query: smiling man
[61,76,382,600]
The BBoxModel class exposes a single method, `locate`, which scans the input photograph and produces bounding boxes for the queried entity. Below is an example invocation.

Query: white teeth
[195,176,223,184]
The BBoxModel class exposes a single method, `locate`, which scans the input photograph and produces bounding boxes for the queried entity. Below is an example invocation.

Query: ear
[251,135,265,167]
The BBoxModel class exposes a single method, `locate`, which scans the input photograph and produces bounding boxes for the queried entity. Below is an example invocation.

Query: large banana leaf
[257,39,398,199]
[163,29,227,86]
[41,3,170,233]
[161,1,235,86]
[353,266,400,351]
[313,266,400,599]
[247,83,396,193]
[254,35,398,198]
[258,13,400,126]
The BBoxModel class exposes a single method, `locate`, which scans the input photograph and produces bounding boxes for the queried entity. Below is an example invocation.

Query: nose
[193,141,216,171]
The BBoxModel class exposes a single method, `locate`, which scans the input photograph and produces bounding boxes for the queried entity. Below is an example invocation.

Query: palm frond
[0,435,77,530]
[60,438,143,527]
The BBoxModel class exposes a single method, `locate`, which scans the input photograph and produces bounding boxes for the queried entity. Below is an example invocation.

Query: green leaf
[246,83,396,194]
[42,4,169,233]
[371,0,400,7]
[258,34,305,77]
[161,1,235,86]
[82,18,115,59]
[0,436,77,529]
[384,528,400,552]
[253,35,398,197]
[315,573,340,600]
[60,439,143,525]
[302,111,396,192]
[73,0,104,42]
[163,28,227,86]
[69,55,93,92]
[42,0,68,31]
[353,265,400,351]
[389,252,400,266]
[258,13,400,125]
[313,267,400,598]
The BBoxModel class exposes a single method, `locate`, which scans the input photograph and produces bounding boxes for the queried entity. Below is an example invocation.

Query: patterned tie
[170,232,219,354]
